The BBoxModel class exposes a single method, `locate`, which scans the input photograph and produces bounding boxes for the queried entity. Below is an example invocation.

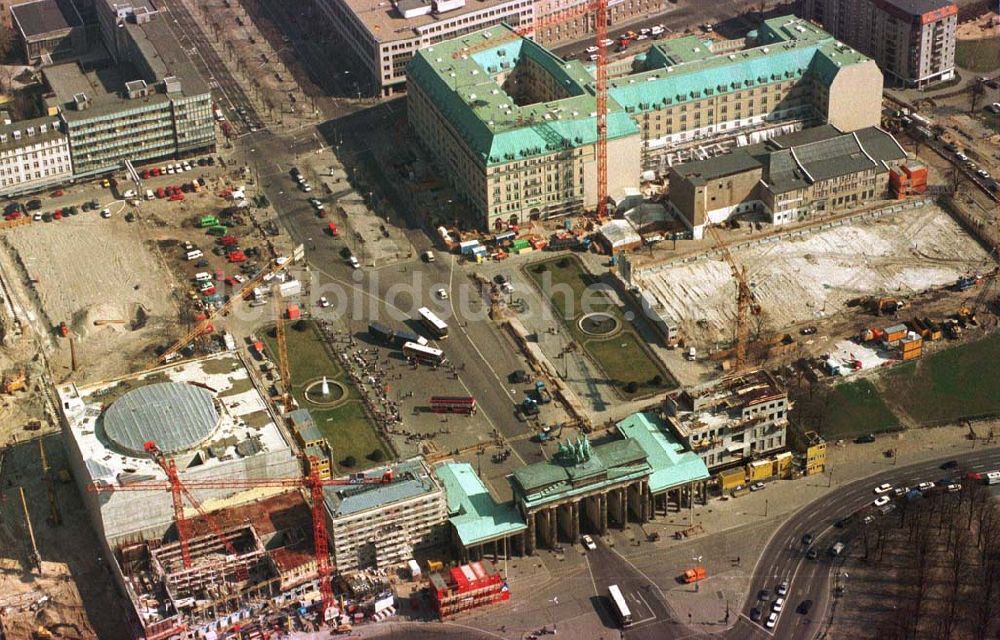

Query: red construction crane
[451,1,612,217]
[89,444,395,619]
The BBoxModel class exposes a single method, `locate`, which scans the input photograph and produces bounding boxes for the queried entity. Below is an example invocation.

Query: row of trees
[857,478,1000,639]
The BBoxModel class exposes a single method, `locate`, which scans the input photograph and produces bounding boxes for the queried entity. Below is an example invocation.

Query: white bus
[402,341,446,365]
[417,306,448,338]
[986,471,1000,485]
[608,584,632,627]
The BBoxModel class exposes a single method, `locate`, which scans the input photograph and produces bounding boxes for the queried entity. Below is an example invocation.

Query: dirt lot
[633,203,990,347]
[0,434,126,640]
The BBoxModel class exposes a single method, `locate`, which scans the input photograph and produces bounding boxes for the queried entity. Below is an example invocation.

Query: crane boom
[156,258,285,365]
[89,451,394,620]
[706,225,759,371]
[595,0,608,218]
[273,285,292,412]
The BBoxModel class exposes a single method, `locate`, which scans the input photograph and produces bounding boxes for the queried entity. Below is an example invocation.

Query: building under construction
[115,491,321,640]
[54,353,311,639]
[664,369,789,473]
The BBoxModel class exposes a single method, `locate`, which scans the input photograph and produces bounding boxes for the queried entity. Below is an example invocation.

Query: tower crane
[706,225,760,372]
[88,444,396,620]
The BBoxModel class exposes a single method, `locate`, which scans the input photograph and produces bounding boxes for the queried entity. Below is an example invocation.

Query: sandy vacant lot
[635,204,989,344]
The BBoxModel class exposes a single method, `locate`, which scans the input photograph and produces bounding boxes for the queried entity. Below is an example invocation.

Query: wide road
[585,539,687,639]
[728,448,1000,640]
[159,0,261,133]
[248,126,540,465]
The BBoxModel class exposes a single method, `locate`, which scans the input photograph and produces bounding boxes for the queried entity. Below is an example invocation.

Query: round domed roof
[103,382,219,456]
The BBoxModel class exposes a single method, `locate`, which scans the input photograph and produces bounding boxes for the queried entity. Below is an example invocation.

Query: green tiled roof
[435,463,526,547]
[511,437,651,510]
[615,412,710,494]
[407,16,872,168]
[407,24,638,167]
[610,17,870,114]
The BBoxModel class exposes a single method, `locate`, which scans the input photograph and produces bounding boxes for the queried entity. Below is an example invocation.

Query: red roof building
[427,561,509,619]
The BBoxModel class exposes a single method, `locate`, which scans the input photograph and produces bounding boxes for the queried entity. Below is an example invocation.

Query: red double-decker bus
[430,396,477,415]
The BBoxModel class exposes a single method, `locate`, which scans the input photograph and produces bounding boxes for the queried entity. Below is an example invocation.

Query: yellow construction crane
[38,438,61,526]
[272,284,292,413]
[706,225,760,371]
[155,258,285,366]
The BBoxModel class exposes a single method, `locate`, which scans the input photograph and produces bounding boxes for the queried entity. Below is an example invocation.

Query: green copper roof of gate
[435,463,526,547]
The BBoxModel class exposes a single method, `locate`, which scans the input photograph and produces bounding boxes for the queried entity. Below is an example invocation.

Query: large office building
[317,0,667,97]
[10,0,88,63]
[666,124,908,238]
[38,0,214,178]
[0,114,74,196]
[801,0,957,88]
[407,16,883,230]
[323,457,449,572]
[664,370,789,473]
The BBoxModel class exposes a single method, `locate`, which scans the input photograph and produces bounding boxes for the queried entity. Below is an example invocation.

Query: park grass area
[956,38,1000,72]
[822,379,900,440]
[525,256,674,398]
[263,320,390,470]
[879,333,1000,426]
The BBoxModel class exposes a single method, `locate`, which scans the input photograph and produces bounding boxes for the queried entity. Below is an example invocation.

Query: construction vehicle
[2,369,26,393]
[682,566,708,583]
[858,327,884,343]
[533,380,552,404]
[517,397,540,421]
[868,297,904,316]
[89,441,396,620]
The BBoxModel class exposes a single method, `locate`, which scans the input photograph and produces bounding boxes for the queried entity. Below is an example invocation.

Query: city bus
[417,306,448,338]
[430,396,477,415]
[987,470,1000,485]
[402,341,446,365]
[608,584,632,627]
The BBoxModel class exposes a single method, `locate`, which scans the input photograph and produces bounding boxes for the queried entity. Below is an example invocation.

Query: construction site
[632,200,993,358]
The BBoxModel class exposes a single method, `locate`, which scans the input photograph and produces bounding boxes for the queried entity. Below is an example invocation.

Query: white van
[194,272,212,282]
[146,189,155,201]
[686,346,697,361]
[422,250,435,263]
[186,249,204,261]
[348,256,360,269]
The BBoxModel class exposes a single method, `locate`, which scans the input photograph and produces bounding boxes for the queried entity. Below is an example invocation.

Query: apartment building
[667,124,908,237]
[801,0,957,88]
[40,0,214,178]
[0,115,73,197]
[664,370,789,473]
[407,16,883,230]
[323,458,448,573]
[318,0,670,97]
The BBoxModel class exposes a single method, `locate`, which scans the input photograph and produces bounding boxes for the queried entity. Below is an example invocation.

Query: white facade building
[0,116,73,197]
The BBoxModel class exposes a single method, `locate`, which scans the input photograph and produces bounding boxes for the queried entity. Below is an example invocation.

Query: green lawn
[263,321,391,470]
[956,38,1000,72]
[879,333,1000,425]
[821,379,901,440]
[525,256,674,398]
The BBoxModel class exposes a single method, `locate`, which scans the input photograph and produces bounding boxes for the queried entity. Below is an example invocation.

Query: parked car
[854,433,877,444]
[26,199,42,211]
[750,482,766,492]
[750,607,762,622]
[776,581,788,597]
[873,495,890,507]
[581,534,597,550]
[766,612,778,629]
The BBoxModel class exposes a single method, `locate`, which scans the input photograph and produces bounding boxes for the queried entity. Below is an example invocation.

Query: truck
[393,328,429,347]
[278,279,302,298]
[682,566,707,583]
[369,321,395,344]
[534,380,552,404]
[199,215,220,228]
[518,397,540,420]
[407,559,422,579]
